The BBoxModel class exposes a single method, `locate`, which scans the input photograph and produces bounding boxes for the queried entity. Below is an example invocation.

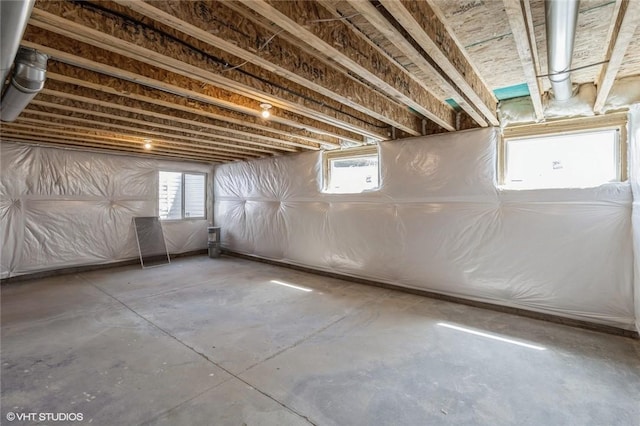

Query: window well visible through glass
[159,171,182,220]
[503,129,620,189]
[326,153,379,194]
[184,173,205,218]
[159,171,206,220]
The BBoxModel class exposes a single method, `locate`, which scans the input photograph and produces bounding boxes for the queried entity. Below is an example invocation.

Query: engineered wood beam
[1,135,222,163]
[594,0,640,113]
[38,87,310,152]
[31,95,299,153]
[18,111,265,158]
[29,2,369,142]
[26,101,282,155]
[502,0,545,120]
[0,131,230,163]
[342,0,487,127]
[22,29,346,146]
[379,0,498,126]
[4,122,245,161]
[239,0,456,131]
[43,66,324,151]
[112,0,422,137]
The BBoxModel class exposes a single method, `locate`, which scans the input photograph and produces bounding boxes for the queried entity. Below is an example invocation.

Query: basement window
[502,128,624,190]
[323,146,380,194]
[159,171,206,220]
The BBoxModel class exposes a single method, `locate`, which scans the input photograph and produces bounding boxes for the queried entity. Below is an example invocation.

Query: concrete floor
[1,255,639,426]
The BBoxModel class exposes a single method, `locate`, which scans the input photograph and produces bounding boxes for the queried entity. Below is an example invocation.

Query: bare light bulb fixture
[143,139,152,150]
[260,103,272,119]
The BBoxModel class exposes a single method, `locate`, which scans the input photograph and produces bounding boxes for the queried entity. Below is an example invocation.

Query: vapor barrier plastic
[214,127,637,331]
[629,105,640,332]
[0,142,212,278]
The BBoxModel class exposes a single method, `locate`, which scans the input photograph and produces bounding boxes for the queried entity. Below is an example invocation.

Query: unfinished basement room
[1,0,639,424]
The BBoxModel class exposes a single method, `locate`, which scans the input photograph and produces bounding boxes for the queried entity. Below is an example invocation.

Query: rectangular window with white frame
[500,116,627,190]
[323,145,380,194]
[158,171,206,220]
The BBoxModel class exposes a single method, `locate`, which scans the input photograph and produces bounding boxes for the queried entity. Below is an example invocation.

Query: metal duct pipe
[0,47,48,122]
[545,0,580,101]
[0,0,36,86]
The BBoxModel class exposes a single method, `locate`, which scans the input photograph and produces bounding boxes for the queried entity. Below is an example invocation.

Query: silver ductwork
[1,0,36,85]
[0,47,48,122]
[545,0,580,102]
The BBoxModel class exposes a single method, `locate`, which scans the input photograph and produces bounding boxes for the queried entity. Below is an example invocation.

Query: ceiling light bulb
[259,102,272,119]
[143,142,152,150]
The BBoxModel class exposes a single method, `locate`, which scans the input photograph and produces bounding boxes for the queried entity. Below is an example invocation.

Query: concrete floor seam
[239,314,350,376]
[81,276,319,426]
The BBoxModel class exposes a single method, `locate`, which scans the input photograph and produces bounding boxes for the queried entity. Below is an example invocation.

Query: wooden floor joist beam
[378,0,498,126]
[342,0,487,127]
[3,123,245,161]
[239,0,456,131]
[43,68,324,152]
[26,101,283,155]
[502,0,544,120]
[29,3,371,142]
[0,132,229,163]
[22,28,345,147]
[17,111,266,159]
[34,93,301,153]
[112,0,421,137]
[594,0,640,113]
[1,135,222,163]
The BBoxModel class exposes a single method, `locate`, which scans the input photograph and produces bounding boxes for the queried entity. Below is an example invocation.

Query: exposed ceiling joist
[0,129,233,162]
[43,66,324,151]
[24,34,342,148]
[31,94,300,153]
[341,0,488,127]
[594,0,640,113]
[42,84,318,151]
[239,0,457,131]
[27,100,285,155]
[1,0,637,162]
[19,109,269,157]
[5,120,247,160]
[378,0,498,126]
[29,2,368,143]
[111,0,422,138]
[1,135,224,163]
[502,0,544,120]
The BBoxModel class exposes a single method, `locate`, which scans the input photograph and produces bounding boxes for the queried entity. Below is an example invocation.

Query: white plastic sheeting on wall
[629,105,640,332]
[214,127,637,330]
[0,142,212,278]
